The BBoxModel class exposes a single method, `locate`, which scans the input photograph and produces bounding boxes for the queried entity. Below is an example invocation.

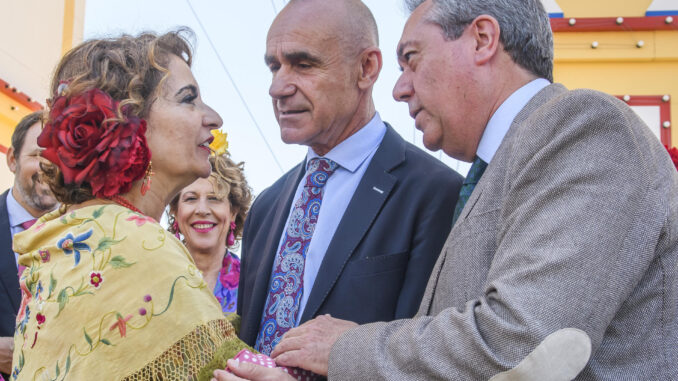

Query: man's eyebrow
[284,51,322,65]
[265,51,322,66]
[397,41,414,60]
[25,148,44,155]
[264,54,278,66]
[175,84,197,97]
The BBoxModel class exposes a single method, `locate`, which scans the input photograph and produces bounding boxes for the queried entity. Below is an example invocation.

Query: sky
[83,0,472,197]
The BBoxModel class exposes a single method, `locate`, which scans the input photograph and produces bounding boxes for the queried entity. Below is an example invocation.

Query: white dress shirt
[476,78,550,163]
[6,188,36,266]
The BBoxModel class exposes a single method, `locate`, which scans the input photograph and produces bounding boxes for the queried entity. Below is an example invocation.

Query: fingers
[271,335,306,358]
[273,349,306,368]
[220,359,296,381]
[275,349,328,376]
[211,368,246,381]
[270,314,353,376]
[274,341,329,376]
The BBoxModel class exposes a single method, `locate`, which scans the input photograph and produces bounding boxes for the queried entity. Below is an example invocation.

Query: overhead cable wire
[186,0,285,174]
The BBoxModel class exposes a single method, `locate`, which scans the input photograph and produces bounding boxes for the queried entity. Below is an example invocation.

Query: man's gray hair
[404,0,553,82]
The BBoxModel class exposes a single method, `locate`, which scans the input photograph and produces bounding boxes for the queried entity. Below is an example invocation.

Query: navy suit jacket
[0,190,20,338]
[237,124,463,346]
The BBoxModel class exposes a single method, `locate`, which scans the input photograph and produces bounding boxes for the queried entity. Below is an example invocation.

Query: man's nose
[269,68,296,99]
[393,72,413,102]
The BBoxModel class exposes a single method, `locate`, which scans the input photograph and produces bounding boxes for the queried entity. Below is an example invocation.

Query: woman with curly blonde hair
[11,29,252,380]
[168,151,252,313]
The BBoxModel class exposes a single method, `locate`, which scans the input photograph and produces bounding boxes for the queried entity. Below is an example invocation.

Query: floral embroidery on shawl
[56,230,92,266]
[11,204,235,380]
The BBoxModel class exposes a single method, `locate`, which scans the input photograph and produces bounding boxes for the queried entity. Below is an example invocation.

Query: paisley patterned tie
[452,156,488,224]
[255,157,338,355]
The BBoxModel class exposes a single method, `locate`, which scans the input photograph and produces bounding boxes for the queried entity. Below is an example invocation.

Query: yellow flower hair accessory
[210,129,229,156]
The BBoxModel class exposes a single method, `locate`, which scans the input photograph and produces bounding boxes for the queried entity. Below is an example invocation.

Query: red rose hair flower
[38,88,151,198]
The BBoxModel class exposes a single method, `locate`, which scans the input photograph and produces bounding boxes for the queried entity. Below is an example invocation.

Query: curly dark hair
[41,29,195,205]
[168,153,252,249]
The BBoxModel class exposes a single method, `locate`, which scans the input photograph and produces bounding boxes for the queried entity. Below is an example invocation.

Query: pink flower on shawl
[39,249,50,263]
[90,272,104,288]
[109,313,133,338]
[126,215,156,227]
[16,280,32,323]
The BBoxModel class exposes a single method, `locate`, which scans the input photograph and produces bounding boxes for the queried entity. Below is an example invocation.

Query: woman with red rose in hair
[168,148,252,314]
[10,30,253,381]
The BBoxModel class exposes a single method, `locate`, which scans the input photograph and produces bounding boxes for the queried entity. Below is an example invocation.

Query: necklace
[109,195,144,215]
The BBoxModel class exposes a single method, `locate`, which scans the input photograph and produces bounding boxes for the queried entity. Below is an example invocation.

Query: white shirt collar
[476,78,550,163]
[307,112,386,173]
[6,187,35,228]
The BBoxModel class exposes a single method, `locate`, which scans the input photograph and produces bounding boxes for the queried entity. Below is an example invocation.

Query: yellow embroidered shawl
[12,204,246,380]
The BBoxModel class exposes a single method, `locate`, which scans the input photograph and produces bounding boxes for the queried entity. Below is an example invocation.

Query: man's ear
[357,47,383,90]
[6,146,17,174]
[470,15,501,66]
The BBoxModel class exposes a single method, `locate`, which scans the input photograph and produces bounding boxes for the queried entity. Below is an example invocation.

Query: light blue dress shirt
[6,188,36,266]
[476,78,550,164]
[274,112,387,324]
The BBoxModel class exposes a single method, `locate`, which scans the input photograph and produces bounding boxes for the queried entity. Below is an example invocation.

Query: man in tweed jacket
[216,0,677,380]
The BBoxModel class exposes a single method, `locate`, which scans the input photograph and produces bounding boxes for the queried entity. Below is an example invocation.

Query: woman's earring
[227,221,236,246]
[172,221,181,240]
[141,161,154,196]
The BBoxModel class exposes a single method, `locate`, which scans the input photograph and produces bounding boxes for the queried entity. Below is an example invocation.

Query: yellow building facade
[0,0,85,190]
[549,0,678,148]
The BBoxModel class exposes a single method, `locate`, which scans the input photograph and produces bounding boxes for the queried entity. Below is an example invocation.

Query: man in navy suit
[0,111,57,376]
[237,0,463,353]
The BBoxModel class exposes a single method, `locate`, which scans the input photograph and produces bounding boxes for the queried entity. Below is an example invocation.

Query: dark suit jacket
[238,123,463,346]
[0,190,21,338]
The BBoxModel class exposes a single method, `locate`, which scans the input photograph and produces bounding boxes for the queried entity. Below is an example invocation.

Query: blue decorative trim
[646,10,678,16]
[549,12,564,18]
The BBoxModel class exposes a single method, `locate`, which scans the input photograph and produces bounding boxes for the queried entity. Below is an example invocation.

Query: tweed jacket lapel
[418,83,567,316]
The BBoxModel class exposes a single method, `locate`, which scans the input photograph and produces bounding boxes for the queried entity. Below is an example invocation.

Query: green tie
[452,156,488,224]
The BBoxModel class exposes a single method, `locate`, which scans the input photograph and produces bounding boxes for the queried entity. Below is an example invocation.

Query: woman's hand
[211,359,296,381]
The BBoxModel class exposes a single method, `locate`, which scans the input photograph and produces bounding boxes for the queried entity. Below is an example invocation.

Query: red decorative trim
[551,16,678,32]
[615,95,672,146]
[0,144,7,154]
[0,78,43,111]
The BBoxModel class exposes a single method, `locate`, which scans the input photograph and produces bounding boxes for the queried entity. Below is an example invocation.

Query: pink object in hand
[229,349,319,381]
